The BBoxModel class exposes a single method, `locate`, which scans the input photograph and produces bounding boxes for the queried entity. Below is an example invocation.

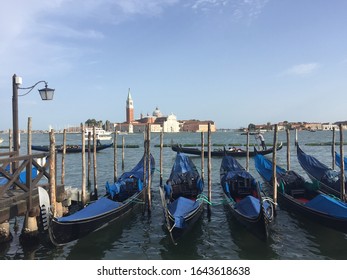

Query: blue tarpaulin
[305,194,347,219]
[236,196,261,218]
[57,197,123,222]
[167,196,200,228]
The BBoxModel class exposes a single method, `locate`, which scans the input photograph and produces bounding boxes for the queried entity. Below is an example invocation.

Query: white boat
[84,127,112,141]
[0,138,3,144]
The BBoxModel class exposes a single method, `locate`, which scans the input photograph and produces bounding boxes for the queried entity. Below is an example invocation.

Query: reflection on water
[1,130,347,260]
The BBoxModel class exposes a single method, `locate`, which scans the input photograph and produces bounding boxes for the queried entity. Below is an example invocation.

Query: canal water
[1,130,347,260]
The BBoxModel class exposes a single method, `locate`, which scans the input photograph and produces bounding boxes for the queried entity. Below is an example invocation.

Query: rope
[196,193,235,206]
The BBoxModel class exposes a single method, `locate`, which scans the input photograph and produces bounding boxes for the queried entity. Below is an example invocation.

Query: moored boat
[31,143,112,153]
[85,127,112,141]
[296,144,346,197]
[159,152,204,244]
[220,154,274,240]
[171,142,283,157]
[48,152,155,245]
[254,152,347,234]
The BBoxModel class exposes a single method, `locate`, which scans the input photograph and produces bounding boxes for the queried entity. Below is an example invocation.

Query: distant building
[115,91,216,133]
[181,120,216,132]
[322,123,339,130]
[126,89,134,123]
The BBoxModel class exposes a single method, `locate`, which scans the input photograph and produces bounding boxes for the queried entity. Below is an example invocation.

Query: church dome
[152,107,162,117]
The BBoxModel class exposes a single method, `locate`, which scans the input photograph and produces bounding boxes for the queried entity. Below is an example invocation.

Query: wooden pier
[0,150,65,242]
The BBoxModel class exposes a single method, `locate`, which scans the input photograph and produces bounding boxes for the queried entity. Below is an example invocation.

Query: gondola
[159,151,204,245]
[48,153,155,245]
[254,152,347,234]
[296,144,346,197]
[171,142,283,157]
[31,143,112,153]
[220,154,274,240]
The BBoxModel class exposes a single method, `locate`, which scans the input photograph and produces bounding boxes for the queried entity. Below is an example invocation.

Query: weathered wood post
[87,131,92,189]
[208,123,212,213]
[93,126,98,199]
[0,221,12,243]
[272,124,278,206]
[81,124,87,206]
[122,136,125,172]
[160,130,164,187]
[286,129,290,171]
[27,117,32,212]
[114,131,118,183]
[8,130,13,174]
[332,127,336,170]
[21,117,39,244]
[61,129,66,185]
[147,125,152,213]
[339,124,345,201]
[49,129,57,217]
[246,131,250,171]
[201,132,205,181]
[142,126,148,213]
[295,129,298,146]
[27,117,32,155]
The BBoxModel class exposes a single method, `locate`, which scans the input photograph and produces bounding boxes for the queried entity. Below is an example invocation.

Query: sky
[1,0,347,131]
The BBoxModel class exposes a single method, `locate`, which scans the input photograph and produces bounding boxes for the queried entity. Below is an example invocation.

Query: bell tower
[126,88,134,123]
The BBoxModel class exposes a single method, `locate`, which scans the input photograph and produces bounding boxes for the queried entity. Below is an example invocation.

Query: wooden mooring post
[272,124,278,208]
[114,131,118,183]
[332,127,336,170]
[339,124,345,201]
[93,126,98,199]
[246,131,250,171]
[81,124,87,206]
[160,130,164,187]
[201,132,205,181]
[87,132,92,189]
[122,136,125,172]
[142,127,148,213]
[207,123,212,214]
[21,117,39,244]
[286,129,290,171]
[61,129,66,185]
[146,125,152,213]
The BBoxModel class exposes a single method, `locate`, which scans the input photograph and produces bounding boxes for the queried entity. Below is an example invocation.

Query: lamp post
[12,74,55,154]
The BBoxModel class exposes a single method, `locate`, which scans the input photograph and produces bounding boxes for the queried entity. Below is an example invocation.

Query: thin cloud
[190,0,269,21]
[284,63,320,76]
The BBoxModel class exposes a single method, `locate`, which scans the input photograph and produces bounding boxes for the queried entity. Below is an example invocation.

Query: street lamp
[12,73,55,154]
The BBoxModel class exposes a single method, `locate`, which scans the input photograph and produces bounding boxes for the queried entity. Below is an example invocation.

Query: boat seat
[290,188,305,198]
[229,180,252,197]
[114,178,139,201]
[238,187,252,196]
[171,182,199,199]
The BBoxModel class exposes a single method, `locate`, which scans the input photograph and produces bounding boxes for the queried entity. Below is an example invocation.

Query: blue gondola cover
[236,196,260,218]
